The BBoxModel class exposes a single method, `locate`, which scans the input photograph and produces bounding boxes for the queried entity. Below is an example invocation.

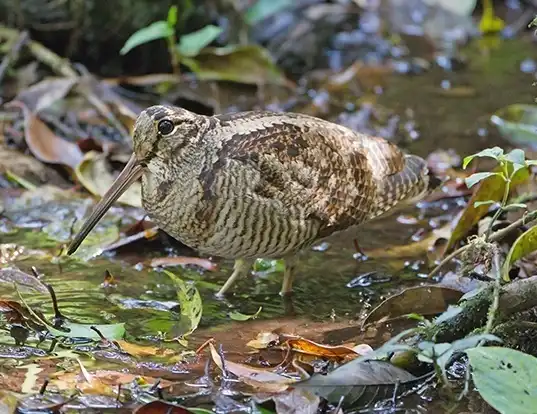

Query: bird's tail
[371,154,440,219]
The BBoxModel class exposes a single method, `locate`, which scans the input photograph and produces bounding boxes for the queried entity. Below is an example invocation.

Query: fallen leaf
[151,256,217,271]
[229,306,262,321]
[246,332,280,349]
[0,267,48,293]
[14,77,78,113]
[362,286,464,327]
[50,368,170,394]
[181,45,291,86]
[15,102,83,169]
[163,270,203,337]
[295,358,418,406]
[209,343,294,392]
[74,150,141,207]
[286,337,372,361]
[115,340,176,358]
[445,165,530,252]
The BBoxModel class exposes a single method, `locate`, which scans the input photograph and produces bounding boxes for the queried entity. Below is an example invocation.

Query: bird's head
[66,105,205,255]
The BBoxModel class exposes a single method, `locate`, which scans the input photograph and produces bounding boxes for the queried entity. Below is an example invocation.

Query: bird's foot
[215,258,255,297]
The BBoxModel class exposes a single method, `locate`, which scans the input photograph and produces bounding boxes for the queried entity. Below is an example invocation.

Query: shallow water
[2,33,537,411]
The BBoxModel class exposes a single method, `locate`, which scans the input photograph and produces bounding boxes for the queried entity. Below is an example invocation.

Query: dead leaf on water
[209,343,294,393]
[14,102,83,169]
[74,150,142,208]
[0,267,48,293]
[362,285,464,327]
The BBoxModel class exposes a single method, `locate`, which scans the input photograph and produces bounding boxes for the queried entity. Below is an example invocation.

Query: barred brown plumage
[67,105,440,296]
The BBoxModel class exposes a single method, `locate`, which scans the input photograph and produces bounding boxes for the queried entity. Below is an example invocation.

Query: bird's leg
[281,255,298,295]
[216,258,255,297]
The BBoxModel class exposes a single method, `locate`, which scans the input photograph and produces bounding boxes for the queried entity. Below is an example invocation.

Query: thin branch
[0,30,28,84]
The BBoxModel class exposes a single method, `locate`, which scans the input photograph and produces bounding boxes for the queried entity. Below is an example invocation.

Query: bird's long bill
[67,153,144,255]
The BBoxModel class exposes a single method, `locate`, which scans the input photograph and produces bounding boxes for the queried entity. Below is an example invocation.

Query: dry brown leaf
[285,337,373,361]
[115,340,176,358]
[209,343,293,393]
[14,77,77,113]
[13,101,83,169]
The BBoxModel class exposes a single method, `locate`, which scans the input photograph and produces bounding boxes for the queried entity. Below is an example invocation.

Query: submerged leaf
[0,267,48,293]
[74,151,142,208]
[362,286,463,327]
[163,270,202,337]
[229,306,262,321]
[467,346,537,414]
[181,45,289,86]
[502,225,537,281]
[177,25,223,57]
[120,21,173,55]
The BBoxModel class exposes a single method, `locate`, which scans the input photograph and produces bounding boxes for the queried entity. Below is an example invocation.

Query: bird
[67,105,439,297]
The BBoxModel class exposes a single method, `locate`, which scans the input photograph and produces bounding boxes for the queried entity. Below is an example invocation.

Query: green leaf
[502,225,537,281]
[177,25,223,57]
[245,0,292,24]
[473,200,496,208]
[463,147,504,168]
[163,270,203,337]
[16,286,125,340]
[465,172,502,188]
[120,21,173,55]
[504,148,526,165]
[181,44,289,86]
[491,104,537,147]
[167,5,178,28]
[229,306,262,321]
[467,347,537,414]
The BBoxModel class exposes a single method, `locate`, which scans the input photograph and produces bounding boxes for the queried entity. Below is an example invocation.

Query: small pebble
[312,242,330,252]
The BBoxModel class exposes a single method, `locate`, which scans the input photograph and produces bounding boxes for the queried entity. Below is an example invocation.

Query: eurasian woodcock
[67,105,439,296]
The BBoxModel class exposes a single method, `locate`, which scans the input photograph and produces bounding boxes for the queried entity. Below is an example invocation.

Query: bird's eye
[157,119,175,136]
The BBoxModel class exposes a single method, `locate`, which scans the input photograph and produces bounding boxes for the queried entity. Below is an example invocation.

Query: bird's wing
[198,111,410,234]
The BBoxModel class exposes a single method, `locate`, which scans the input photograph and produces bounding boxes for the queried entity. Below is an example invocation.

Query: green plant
[120,5,223,75]
[118,4,288,86]
[463,147,536,238]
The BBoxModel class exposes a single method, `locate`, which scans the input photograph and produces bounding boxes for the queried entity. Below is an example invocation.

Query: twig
[481,248,502,339]
[427,209,537,279]
[0,30,28,84]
